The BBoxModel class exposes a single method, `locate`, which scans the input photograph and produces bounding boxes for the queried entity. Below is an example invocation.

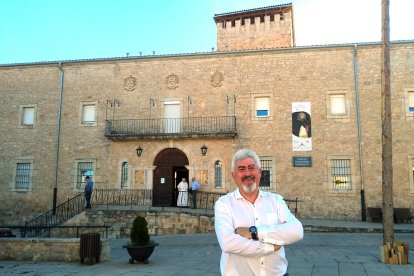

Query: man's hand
[274,244,281,251]
[234,227,252,239]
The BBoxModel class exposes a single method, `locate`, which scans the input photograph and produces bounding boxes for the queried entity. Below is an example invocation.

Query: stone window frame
[404,88,414,118]
[12,156,34,192]
[259,156,276,190]
[251,93,273,121]
[18,104,37,128]
[73,158,96,191]
[408,155,414,193]
[79,101,98,127]
[326,90,351,119]
[326,155,357,194]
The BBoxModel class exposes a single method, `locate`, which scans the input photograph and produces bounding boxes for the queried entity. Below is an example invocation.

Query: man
[190,177,200,209]
[214,149,303,276]
[84,176,94,209]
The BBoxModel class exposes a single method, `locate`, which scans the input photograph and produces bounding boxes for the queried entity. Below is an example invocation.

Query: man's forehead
[235,157,256,166]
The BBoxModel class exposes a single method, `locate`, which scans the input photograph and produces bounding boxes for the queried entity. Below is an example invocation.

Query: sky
[0,0,413,64]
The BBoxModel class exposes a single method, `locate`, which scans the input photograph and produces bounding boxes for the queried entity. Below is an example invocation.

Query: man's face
[232,157,261,196]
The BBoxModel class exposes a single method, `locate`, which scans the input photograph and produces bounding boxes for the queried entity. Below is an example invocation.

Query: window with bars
[15,163,31,189]
[77,162,93,189]
[121,162,128,188]
[331,159,352,190]
[215,160,222,188]
[259,159,272,189]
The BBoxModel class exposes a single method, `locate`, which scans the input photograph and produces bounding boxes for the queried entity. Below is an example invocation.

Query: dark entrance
[153,148,189,207]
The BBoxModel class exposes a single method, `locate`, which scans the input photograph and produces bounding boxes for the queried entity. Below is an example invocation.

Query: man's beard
[241,176,258,194]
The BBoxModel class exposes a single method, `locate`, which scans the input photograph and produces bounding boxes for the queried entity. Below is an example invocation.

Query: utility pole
[381,0,394,245]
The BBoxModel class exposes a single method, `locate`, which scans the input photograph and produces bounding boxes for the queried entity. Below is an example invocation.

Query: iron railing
[105,116,237,139]
[25,192,86,237]
[22,189,300,238]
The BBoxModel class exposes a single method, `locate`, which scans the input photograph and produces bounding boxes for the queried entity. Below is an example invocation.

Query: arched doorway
[153,148,189,207]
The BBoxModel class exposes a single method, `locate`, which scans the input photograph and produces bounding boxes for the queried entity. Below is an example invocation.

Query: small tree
[130,215,150,246]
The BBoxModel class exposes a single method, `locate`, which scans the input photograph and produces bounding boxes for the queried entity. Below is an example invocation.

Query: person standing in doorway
[177,178,189,207]
[84,176,94,209]
[214,149,303,276]
[190,177,200,209]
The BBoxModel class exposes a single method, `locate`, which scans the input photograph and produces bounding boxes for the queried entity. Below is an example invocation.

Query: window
[260,15,265,23]
[259,159,272,190]
[270,14,275,22]
[19,105,36,127]
[255,97,270,117]
[241,18,245,25]
[15,162,32,190]
[409,155,414,193]
[330,159,352,190]
[76,161,94,189]
[215,160,222,188]
[121,162,128,188]
[231,20,235,27]
[280,13,284,20]
[408,91,414,112]
[329,94,346,115]
[326,91,350,119]
[250,17,255,24]
[81,102,97,126]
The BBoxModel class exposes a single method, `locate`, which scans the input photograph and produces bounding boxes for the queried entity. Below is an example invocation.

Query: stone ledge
[0,238,110,262]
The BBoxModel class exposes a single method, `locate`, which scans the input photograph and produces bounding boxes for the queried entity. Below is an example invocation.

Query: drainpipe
[53,62,64,215]
[353,45,366,221]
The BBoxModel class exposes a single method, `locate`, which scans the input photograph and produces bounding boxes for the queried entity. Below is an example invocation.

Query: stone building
[1,3,414,225]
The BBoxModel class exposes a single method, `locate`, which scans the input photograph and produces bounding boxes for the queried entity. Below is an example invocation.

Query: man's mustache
[242,176,255,181]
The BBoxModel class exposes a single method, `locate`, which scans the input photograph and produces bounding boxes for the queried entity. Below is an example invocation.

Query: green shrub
[130,215,150,246]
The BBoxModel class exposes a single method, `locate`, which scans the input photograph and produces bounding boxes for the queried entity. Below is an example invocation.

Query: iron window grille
[121,162,128,188]
[15,163,31,189]
[215,160,222,188]
[259,159,272,189]
[77,162,93,189]
[331,159,352,190]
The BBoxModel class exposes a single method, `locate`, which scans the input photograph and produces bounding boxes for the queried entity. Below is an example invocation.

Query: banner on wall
[292,102,312,151]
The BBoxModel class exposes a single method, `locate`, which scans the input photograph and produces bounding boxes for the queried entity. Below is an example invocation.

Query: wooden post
[381,0,394,248]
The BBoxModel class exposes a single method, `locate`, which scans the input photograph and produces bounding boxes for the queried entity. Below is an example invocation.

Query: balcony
[105,116,237,140]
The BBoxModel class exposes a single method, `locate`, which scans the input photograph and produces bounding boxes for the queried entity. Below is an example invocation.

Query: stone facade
[214,4,294,51]
[0,5,414,225]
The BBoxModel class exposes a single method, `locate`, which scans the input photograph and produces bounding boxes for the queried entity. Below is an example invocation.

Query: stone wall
[0,238,110,262]
[64,210,215,238]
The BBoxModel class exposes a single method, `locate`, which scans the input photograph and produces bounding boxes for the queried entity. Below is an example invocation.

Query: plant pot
[123,243,159,264]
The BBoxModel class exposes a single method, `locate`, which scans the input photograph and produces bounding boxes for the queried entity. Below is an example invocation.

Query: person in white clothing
[176,178,189,207]
[214,149,303,276]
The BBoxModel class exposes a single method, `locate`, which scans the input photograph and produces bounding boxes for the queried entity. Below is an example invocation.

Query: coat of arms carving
[124,76,137,91]
[166,74,179,89]
[211,71,224,87]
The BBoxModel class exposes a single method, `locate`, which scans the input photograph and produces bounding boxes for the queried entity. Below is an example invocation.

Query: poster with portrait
[292,102,312,151]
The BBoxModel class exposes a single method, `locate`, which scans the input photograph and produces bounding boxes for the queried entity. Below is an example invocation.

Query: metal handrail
[105,116,237,138]
[1,225,111,238]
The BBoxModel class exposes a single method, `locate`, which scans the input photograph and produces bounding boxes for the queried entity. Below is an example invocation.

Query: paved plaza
[0,223,413,276]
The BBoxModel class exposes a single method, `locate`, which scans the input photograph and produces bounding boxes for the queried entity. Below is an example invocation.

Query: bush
[130,215,150,246]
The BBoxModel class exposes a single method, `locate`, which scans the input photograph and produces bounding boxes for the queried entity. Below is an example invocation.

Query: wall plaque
[293,156,312,167]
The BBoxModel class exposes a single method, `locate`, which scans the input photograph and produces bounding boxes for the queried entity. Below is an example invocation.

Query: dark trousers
[85,192,92,209]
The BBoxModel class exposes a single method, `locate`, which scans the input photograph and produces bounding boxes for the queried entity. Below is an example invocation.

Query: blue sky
[0,0,413,64]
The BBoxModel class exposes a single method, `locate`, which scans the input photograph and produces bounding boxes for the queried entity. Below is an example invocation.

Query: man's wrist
[249,226,258,240]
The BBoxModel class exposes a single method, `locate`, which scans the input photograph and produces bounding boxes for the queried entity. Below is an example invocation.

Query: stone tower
[214,3,295,51]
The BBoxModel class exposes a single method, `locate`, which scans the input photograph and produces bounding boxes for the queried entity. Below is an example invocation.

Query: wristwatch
[249,226,258,240]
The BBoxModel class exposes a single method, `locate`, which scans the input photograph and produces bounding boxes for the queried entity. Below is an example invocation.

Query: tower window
[250,17,255,24]
[260,15,265,23]
[270,14,274,22]
[231,19,235,27]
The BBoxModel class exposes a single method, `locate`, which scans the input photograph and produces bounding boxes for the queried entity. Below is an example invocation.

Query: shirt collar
[234,188,266,201]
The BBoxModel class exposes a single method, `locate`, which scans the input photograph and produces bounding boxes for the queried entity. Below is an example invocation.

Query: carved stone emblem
[166,74,179,89]
[124,76,137,91]
[211,71,224,87]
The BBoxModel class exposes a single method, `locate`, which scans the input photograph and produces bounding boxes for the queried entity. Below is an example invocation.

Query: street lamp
[136,145,143,157]
[201,144,208,156]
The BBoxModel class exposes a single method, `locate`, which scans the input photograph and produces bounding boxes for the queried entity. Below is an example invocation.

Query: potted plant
[122,215,159,264]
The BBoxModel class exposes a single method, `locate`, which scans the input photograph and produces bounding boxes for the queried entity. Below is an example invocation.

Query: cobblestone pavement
[0,231,413,275]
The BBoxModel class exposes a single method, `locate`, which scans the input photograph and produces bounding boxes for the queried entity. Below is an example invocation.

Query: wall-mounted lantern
[136,145,143,157]
[201,144,208,156]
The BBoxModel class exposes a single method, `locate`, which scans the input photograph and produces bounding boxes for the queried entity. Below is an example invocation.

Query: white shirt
[214,189,304,276]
